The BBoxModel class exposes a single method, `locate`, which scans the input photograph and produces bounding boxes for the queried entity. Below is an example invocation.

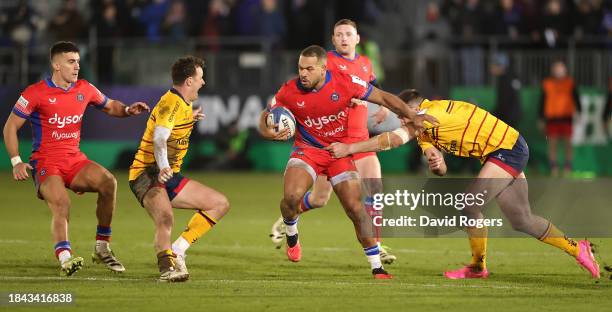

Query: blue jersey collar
[45,77,75,91]
[296,71,331,92]
[331,50,359,62]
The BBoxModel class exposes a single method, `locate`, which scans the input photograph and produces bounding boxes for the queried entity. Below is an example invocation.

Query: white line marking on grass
[0,276,148,282]
[0,276,530,290]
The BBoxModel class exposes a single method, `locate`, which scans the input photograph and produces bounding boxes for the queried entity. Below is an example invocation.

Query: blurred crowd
[0,0,382,50]
[439,0,612,47]
[2,0,610,50]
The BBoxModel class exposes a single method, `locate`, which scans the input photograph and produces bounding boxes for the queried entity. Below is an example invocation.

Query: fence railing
[1,36,610,93]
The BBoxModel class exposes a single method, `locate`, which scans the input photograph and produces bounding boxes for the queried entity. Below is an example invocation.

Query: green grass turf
[0,172,610,311]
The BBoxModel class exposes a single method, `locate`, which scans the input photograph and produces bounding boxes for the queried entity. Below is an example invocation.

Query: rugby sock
[298,191,313,214]
[467,226,488,270]
[177,211,217,250]
[156,249,176,271]
[538,222,579,257]
[96,225,112,242]
[284,217,299,247]
[364,245,383,270]
[55,241,72,264]
[365,196,382,242]
[95,225,112,251]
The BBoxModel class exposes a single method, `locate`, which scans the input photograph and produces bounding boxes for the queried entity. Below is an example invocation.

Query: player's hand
[324,142,351,158]
[13,162,33,181]
[192,106,205,121]
[158,167,173,183]
[260,112,291,141]
[371,107,390,126]
[127,102,150,116]
[428,154,443,171]
[411,114,438,134]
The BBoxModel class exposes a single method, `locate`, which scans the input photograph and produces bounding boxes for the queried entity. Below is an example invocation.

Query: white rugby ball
[266,106,296,139]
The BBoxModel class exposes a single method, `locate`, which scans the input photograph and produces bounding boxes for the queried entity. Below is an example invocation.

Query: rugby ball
[266,106,296,139]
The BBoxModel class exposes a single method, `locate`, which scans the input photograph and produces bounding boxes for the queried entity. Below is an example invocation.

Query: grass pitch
[0,172,611,311]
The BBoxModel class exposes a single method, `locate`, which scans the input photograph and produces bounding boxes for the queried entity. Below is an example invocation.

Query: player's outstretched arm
[423,147,447,176]
[102,99,150,117]
[325,126,413,158]
[257,110,290,141]
[358,88,438,133]
[3,113,33,181]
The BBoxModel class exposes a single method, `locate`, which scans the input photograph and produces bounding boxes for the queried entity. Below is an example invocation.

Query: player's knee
[157,211,174,229]
[99,172,117,196]
[47,196,71,213]
[283,191,304,209]
[509,213,533,233]
[214,194,230,215]
[309,191,331,208]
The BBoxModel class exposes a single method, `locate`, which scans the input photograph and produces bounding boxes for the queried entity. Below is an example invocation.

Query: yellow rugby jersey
[129,89,195,181]
[417,99,519,162]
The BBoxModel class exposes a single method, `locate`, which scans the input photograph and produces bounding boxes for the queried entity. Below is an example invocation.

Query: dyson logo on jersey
[303,111,347,130]
[48,113,84,129]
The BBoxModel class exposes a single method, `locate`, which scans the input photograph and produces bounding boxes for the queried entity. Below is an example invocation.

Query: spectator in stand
[200,0,236,52]
[413,1,451,95]
[261,0,286,49]
[573,0,604,40]
[539,60,581,176]
[49,0,86,42]
[493,0,524,40]
[162,0,187,41]
[92,0,122,84]
[540,0,572,48]
[491,53,522,130]
[3,0,42,46]
[139,0,170,42]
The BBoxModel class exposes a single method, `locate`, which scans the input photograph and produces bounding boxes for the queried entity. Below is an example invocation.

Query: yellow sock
[180,211,217,245]
[467,226,488,270]
[538,222,579,257]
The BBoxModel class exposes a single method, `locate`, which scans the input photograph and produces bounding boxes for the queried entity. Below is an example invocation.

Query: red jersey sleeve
[12,85,39,119]
[347,74,374,101]
[85,81,109,109]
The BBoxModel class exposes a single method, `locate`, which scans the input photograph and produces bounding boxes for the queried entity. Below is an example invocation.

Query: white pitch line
[0,276,148,282]
[0,239,571,256]
[0,276,530,290]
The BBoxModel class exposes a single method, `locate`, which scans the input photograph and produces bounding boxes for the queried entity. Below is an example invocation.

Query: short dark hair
[50,41,79,60]
[334,19,358,32]
[171,56,205,85]
[398,89,423,105]
[300,45,327,64]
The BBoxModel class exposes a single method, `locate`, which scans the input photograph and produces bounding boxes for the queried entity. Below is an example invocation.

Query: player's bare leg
[333,176,392,279]
[142,187,187,282]
[170,180,230,276]
[497,172,599,278]
[355,154,396,264]
[40,176,83,276]
[270,175,331,247]
[70,162,124,273]
[280,164,314,262]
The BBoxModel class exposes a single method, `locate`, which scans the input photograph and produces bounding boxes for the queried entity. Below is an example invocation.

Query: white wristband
[124,105,131,116]
[10,156,23,167]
